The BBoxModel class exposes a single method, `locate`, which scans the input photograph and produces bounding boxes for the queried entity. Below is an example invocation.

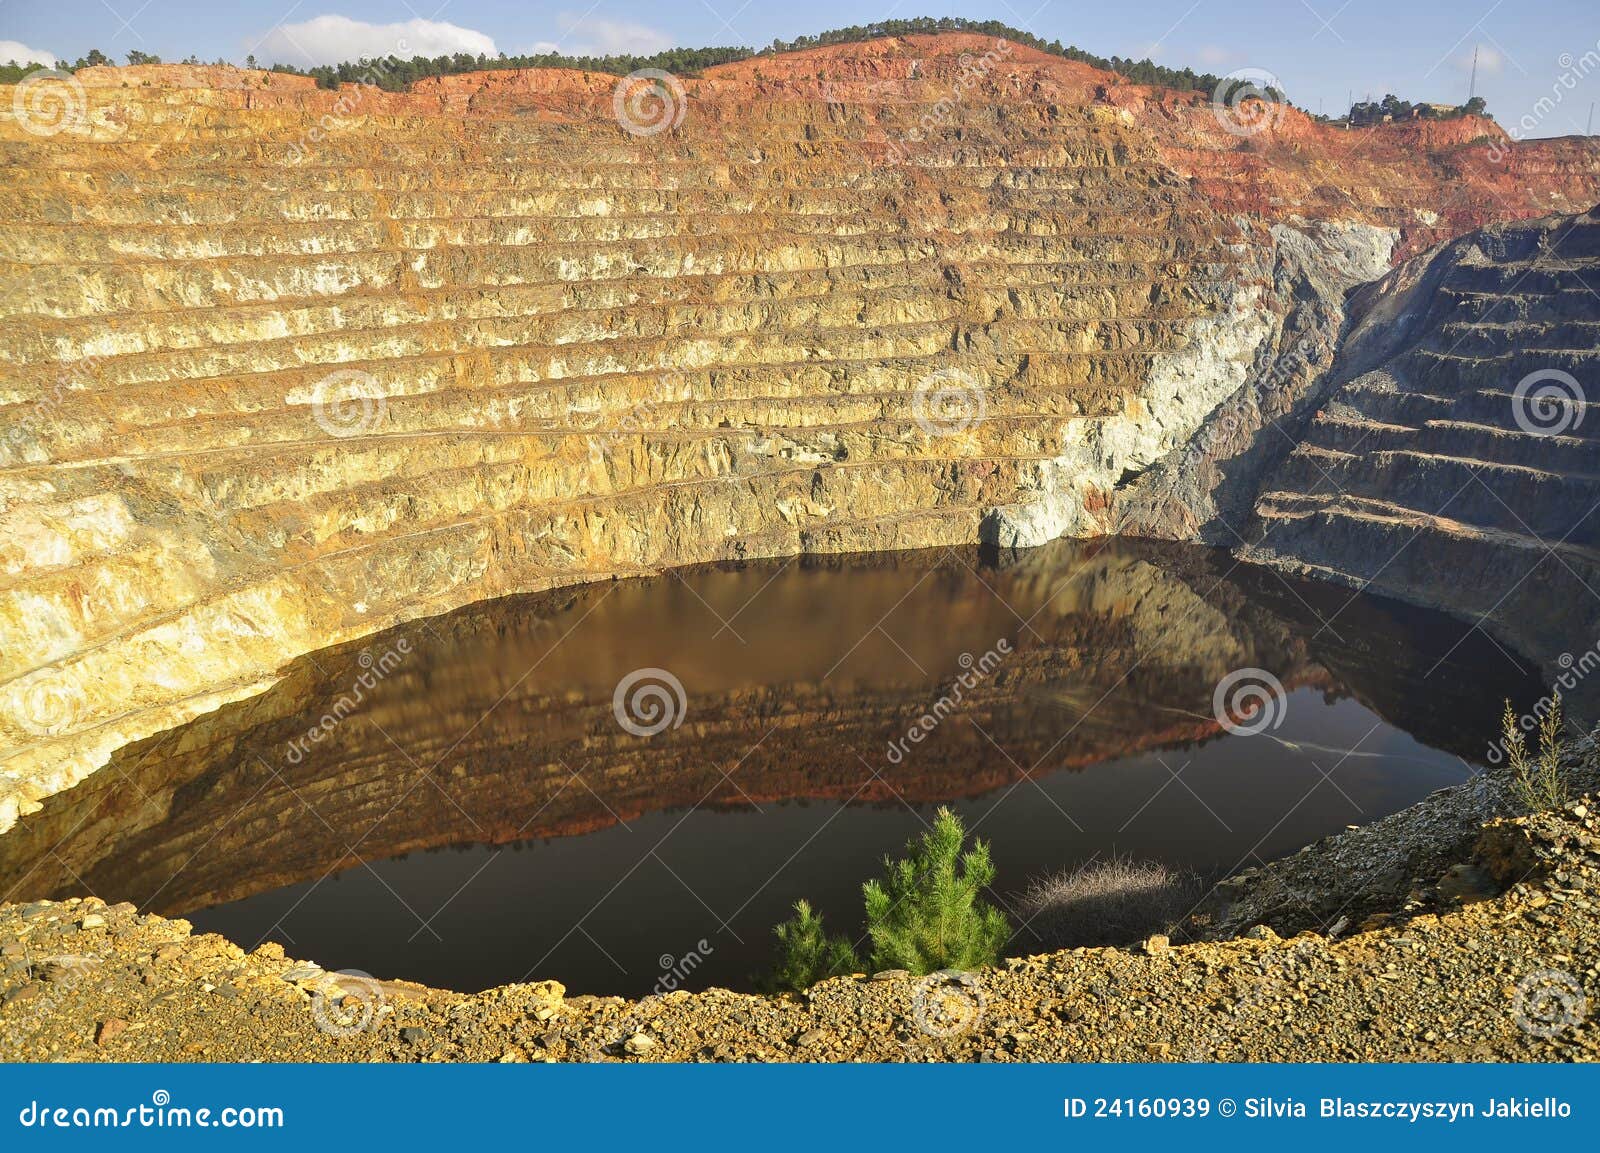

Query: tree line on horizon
[0,17,1234,93]
[0,16,1488,122]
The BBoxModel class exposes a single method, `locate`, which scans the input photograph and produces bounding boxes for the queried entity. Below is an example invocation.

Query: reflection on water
[0,540,1545,995]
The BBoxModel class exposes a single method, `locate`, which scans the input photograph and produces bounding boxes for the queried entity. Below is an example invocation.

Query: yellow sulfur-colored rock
[1,33,1596,825]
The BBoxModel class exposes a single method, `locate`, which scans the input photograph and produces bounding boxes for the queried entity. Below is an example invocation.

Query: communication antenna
[1469,45,1479,100]
[1589,102,1595,135]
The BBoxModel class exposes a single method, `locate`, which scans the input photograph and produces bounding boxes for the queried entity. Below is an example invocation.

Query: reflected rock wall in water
[0,540,1540,916]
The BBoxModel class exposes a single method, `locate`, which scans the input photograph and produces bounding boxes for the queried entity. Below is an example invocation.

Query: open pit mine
[2,31,1599,1064]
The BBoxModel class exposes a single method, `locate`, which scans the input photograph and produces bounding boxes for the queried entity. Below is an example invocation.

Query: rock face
[1237,207,1600,709]
[1,33,1598,826]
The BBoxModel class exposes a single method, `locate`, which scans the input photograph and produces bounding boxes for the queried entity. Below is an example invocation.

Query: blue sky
[3,0,1599,137]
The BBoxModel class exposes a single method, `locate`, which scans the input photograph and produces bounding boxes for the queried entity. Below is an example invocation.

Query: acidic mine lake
[0,540,1544,996]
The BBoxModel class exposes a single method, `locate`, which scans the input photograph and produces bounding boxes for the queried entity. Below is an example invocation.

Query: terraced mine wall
[2,33,1598,827]
[1237,207,1600,711]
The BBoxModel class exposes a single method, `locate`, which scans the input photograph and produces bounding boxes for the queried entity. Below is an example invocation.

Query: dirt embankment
[3,762,1597,1063]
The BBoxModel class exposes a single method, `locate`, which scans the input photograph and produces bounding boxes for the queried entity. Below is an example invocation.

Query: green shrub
[862,807,1010,974]
[764,900,858,993]
[1502,695,1568,812]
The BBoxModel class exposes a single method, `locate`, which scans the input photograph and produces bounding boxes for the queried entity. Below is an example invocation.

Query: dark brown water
[0,540,1545,995]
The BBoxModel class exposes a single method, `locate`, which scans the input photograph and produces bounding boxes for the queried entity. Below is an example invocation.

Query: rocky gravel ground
[2,778,1597,1063]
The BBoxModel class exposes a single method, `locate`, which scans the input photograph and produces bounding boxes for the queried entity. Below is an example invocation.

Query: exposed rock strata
[1115,219,1397,540]
[1,34,1598,823]
[1235,207,1600,711]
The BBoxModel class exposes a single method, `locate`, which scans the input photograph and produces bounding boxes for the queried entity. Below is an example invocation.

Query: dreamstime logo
[1486,643,1600,764]
[912,368,987,437]
[1511,369,1585,437]
[886,640,1012,764]
[308,369,387,438]
[884,40,1013,163]
[653,940,714,994]
[612,667,687,737]
[3,354,105,460]
[308,969,386,1038]
[586,940,712,1062]
[588,991,656,1061]
[12,677,86,738]
[16,1088,283,1129]
[1191,336,1321,456]
[1512,968,1587,1038]
[281,41,406,165]
[12,69,89,137]
[284,638,412,764]
[1488,41,1600,162]
[589,994,663,1061]
[1212,667,1287,736]
[612,69,687,137]
[574,373,687,485]
[1212,68,1287,137]
[910,970,986,1038]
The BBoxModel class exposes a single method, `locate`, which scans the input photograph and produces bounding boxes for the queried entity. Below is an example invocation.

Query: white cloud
[530,15,674,57]
[250,15,496,68]
[1195,45,1235,68]
[0,40,59,67]
[1459,44,1504,76]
